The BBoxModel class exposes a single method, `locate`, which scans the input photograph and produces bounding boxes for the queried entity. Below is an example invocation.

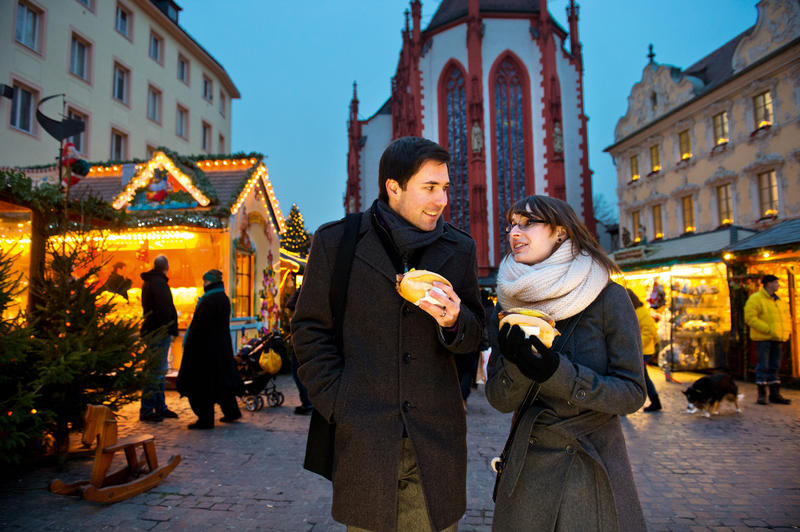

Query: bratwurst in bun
[396,269,452,306]
[498,308,560,348]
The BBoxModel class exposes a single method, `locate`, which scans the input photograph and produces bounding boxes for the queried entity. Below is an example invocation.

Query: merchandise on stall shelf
[648,281,666,309]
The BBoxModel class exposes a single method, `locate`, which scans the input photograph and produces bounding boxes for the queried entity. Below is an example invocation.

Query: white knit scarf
[497,239,609,321]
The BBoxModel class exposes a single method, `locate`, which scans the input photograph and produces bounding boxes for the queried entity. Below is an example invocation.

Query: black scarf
[373,199,444,271]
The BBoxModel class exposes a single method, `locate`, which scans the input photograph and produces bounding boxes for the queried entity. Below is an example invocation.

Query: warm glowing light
[652,165,661,172]
[757,120,771,129]
[112,151,210,209]
[685,226,695,233]
[723,253,733,261]
[655,232,663,239]
[634,237,641,243]
[764,209,778,217]
[631,174,640,181]
[763,251,771,258]
[681,153,692,160]
[716,137,728,145]
[721,218,732,225]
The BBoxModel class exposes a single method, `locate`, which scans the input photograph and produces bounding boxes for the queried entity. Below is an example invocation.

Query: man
[292,136,484,532]
[104,261,132,300]
[744,274,792,405]
[140,255,180,422]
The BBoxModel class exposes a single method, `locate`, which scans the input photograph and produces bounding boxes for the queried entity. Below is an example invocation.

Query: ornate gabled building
[605,0,800,247]
[345,0,593,278]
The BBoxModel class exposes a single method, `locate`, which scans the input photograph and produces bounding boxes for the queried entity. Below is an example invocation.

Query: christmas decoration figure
[60,142,90,188]
[146,168,173,203]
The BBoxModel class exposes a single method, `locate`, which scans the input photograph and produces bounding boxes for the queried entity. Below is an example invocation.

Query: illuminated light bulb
[723,253,733,261]
[763,251,770,258]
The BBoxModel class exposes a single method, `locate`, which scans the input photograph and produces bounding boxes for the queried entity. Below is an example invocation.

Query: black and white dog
[683,373,742,417]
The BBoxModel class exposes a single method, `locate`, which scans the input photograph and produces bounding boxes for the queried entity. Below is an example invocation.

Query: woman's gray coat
[292,212,484,532]
[486,282,647,531]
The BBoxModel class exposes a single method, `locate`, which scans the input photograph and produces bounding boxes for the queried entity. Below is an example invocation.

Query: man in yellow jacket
[744,275,792,405]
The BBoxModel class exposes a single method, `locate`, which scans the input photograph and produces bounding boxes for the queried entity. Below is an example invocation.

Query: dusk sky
[181,1,757,232]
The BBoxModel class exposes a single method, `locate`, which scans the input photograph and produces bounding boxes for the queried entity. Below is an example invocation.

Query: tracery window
[442,65,469,233]
[493,56,528,258]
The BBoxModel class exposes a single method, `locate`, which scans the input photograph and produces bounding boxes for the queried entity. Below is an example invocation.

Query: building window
[176,105,188,139]
[631,210,643,243]
[682,195,695,233]
[76,0,92,7]
[219,92,226,116]
[149,32,163,63]
[652,204,663,239]
[678,130,692,160]
[715,184,732,226]
[15,2,41,51]
[10,83,36,134]
[177,55,189,84]
[650,91,657,111]
[492,55,530,259]
[67,108,87,153]
[146,144,156,158]
[753,91,773,129]
[146,86,161,123]
[202,76,213,102]
[70,34,90,80]
[234,252,252,317]
[115,4,131,37]
[201,122,211,152]
[649,145,660,173]
[110,129,127,160]
[712,111,729,145]
[218,134,225,153]
[630,155,639,181]
[757,170,778,218]
[112,63,129,103]
[441,64,469,233]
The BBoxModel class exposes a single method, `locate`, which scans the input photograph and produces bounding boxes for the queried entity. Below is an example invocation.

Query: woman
[177,269,244,429]
[486,196,646,531]
[628,288,662,412]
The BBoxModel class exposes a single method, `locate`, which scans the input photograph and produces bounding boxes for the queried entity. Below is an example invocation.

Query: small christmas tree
[280,204,311,257]
[28,232,165,458]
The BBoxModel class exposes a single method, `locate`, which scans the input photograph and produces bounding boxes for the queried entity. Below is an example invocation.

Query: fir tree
[280,204,310,257]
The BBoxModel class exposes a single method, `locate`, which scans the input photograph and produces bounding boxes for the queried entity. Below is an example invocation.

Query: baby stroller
[234,332,285,411]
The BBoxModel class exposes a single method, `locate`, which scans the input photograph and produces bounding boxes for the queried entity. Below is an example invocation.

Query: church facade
[345,0,593,277]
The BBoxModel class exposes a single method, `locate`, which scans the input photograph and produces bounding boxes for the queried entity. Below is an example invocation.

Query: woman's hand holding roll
[498,323,560,383]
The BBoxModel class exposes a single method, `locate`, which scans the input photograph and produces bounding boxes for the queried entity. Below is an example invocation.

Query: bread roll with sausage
[396,269,452,306]
[498,308,560,348]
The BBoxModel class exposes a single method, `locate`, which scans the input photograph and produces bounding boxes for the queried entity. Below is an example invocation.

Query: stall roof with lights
[725,218,800,253]
[614,225,757,269]
[19,151,285,233]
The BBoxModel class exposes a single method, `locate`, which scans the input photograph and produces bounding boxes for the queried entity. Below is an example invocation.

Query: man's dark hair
[112,261,126,273]
[761,274,779,285]
[153,255,169,272]
[378,136,450,202]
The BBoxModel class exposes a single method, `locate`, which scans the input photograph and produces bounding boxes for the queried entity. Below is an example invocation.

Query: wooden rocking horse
[49,404,181,503]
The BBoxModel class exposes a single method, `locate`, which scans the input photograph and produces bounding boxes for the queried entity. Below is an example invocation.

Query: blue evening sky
[181,1,757,232]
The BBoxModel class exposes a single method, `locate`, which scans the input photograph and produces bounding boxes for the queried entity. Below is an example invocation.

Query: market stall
[724,218,800,380]
[10,151,286,375]
[613,226,756,372]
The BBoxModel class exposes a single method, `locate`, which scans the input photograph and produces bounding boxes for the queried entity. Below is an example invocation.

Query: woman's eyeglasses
[505,217,548,234]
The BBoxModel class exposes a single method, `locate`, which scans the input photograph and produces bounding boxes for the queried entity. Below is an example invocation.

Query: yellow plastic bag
[259,349,282,374]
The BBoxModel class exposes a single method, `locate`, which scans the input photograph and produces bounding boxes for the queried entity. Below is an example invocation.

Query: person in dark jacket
[139,255,179,422]
[177,269,244,429]
[104,262,132,300]
[486,195,646,531]
[292,137,484,532]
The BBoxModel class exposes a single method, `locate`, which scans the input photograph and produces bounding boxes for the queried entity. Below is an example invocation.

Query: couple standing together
[292,137,647,532]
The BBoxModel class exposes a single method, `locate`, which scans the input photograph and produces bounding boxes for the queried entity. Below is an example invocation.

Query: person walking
[177,269,244,429]
[744,274,792,405]
[139,255,179,422]
[286,287,313,415]
[292,136,484,532]
[485,195,646,532]
[628,288,662,412]
[104,261,132,300]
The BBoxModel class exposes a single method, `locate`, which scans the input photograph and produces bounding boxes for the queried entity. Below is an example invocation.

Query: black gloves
[498,323,560,383]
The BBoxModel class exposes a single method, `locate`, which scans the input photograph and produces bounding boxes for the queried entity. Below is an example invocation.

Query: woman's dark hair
[626,288,643,308]
[506,195,620,274]
[378,136,450,202]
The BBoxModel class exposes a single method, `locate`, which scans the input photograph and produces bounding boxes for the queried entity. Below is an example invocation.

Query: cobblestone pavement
[2,367,799,531]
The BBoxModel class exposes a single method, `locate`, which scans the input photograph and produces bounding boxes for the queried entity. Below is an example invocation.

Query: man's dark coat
[177,285,243,399]
[140,269,178,336]
[292,211,484,532]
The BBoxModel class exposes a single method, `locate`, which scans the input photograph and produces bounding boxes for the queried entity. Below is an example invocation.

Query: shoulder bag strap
[329,212,362,350]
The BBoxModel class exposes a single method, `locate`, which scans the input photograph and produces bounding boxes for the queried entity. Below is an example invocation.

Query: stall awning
[279,249,307,271]
[725,218,800,252]
[614,226,757,270]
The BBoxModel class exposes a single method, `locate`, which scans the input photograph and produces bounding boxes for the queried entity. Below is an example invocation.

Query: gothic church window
[492,55,529,258]
[441,65,469,233]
